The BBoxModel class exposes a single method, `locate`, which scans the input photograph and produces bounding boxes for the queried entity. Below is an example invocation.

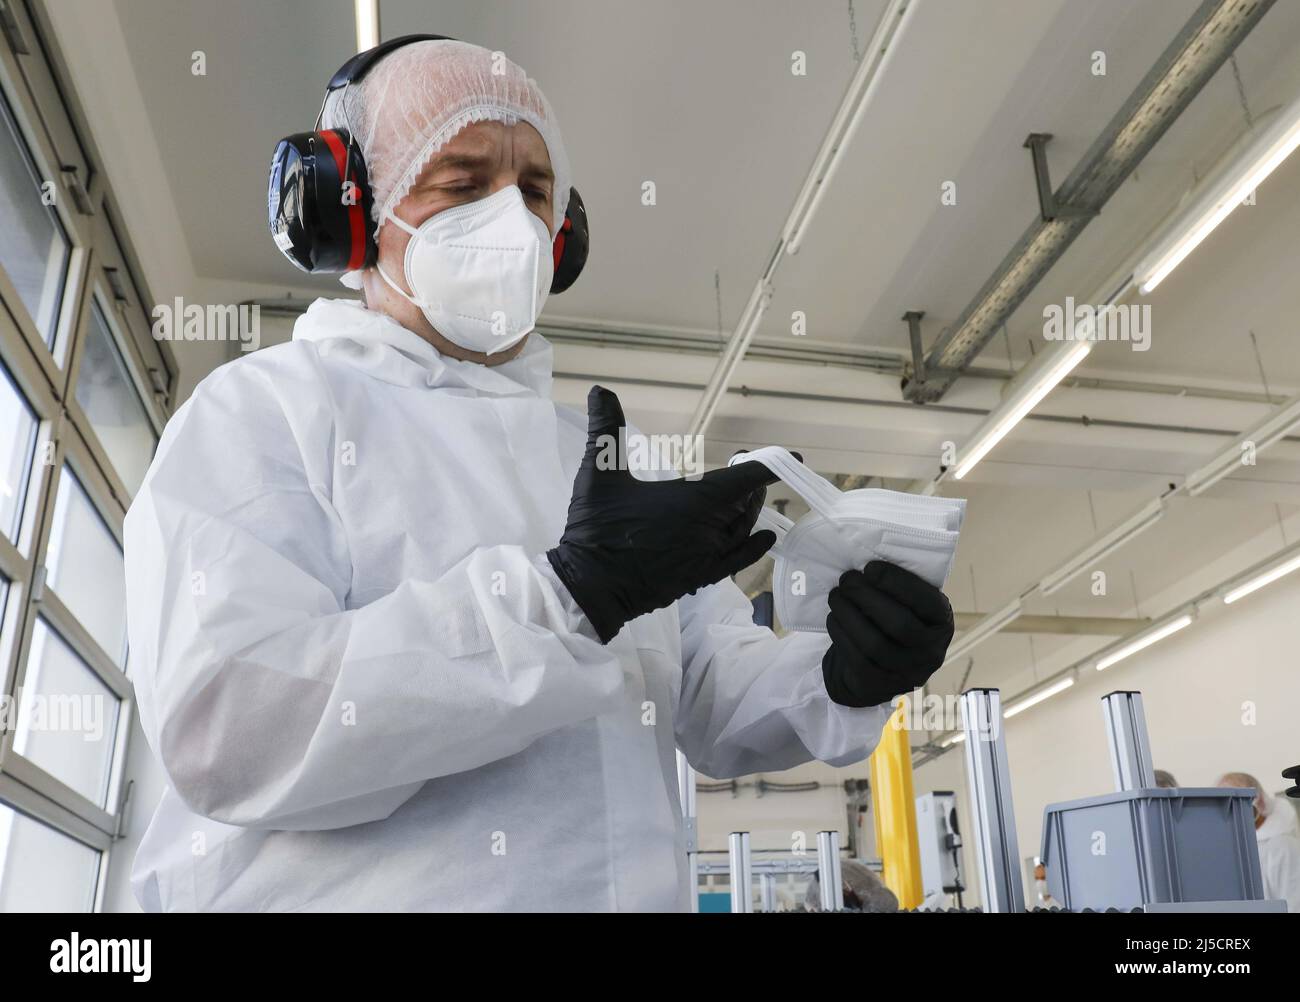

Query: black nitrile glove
[548,386,778,643]
[821,560,955,708]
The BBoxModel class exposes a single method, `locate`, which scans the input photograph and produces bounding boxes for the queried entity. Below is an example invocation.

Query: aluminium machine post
[677,751,699,912]
[959,688,1025,913]
[1101,690,1156,791]
[728,831,754,913]
[816,829,845,911]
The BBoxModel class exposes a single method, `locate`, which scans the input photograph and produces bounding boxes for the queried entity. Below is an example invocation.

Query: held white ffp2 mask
[730,447,965,633]
[377,185,554,355]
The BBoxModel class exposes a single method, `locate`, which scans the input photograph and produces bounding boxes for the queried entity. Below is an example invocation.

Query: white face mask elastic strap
[373,206,427,308]
[383,208,421,239]
[376,260,426,311]
[730,447,845,524]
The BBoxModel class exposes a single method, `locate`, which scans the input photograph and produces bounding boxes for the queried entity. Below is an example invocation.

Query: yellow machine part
[869,704,923,909]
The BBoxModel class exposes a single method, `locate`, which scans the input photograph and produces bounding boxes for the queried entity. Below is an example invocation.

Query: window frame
[63,276,165,505]
[0,421,131,836]
[0,37,91,378]
[0,0,174,909]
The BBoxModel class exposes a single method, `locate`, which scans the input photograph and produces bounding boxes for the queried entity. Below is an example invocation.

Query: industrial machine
[915,791,964,908]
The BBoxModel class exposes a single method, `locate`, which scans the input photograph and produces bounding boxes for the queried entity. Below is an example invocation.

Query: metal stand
[759,874,777,913]
[1101,691,1156,791]
[959,688,1025,913]
[903,311,927,387]
[728,831,753,913]
[816,830,845,911]
[676,750,699,912]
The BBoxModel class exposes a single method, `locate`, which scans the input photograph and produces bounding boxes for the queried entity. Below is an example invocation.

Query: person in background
[1032,859,1062,909]
[1217,771,1300,913]
[1153,769,1178,788]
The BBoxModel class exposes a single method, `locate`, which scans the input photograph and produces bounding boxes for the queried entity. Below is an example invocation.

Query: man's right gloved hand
[547,386,778,643]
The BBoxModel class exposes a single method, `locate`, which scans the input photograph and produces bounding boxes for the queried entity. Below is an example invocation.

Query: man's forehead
[430,121,553,176]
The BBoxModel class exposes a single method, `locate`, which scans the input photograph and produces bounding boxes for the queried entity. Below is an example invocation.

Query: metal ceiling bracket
[903,310,927,385]
[1023,133,1098,222]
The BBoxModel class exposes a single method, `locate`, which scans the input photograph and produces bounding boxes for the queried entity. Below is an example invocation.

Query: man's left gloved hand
[821,560,955,708]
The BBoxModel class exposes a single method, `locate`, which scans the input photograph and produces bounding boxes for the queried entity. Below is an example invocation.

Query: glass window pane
[0,803,99,911]
[13,620,121,809]
[0,93,70,347]
[74,302,156,496]
[0,364,37,542]
[44,469,127,666]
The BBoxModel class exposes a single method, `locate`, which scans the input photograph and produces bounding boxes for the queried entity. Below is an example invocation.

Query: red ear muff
[551,187,588,294]
[552,218,569,272]
[268,33,452,276]
[318,130,369,271]
[268,129,375,274]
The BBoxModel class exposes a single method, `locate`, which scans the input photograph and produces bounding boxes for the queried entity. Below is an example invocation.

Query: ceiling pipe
[354,0,380,51]
[244,303,1298,409]
[685,0,916,442]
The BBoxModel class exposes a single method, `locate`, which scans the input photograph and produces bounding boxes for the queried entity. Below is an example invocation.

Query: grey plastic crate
[1040,787,1265,911]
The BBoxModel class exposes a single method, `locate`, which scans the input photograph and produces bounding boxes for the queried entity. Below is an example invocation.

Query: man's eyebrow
[423,152,554,185]
[426,152,495,174]
[519,162,555,184]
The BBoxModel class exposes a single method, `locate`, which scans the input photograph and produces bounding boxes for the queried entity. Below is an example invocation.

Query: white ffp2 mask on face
[729,447,965,633]
[377,185,554,355]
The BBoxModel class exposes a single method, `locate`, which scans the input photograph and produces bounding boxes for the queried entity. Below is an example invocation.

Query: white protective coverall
[125,297,892,911]
[1255,795,1300,913]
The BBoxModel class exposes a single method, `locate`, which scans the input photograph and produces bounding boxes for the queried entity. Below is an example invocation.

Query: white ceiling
[71,0,1300,694]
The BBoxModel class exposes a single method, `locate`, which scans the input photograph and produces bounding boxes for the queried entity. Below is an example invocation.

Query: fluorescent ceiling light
[940,732,966,747]
[1003,676,1074,718]
[1039,499,1165,595]
[1223,549,1300,605]
[1183,393,1300,496]
[952,339,1091,481]
[784,0,913,253]
[355,0,380,52]
[1095,613,1194,672]
[1135,89,1300,294]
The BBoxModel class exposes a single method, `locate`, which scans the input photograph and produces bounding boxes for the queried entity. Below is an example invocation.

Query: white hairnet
[321,39,571,259]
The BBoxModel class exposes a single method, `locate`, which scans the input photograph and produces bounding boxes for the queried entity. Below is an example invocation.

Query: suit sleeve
[672,577,893,779]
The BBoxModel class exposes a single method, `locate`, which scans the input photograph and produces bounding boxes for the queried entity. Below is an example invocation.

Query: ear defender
[266,33,589,293]
[268,129,375,274]
[551,187,588,295]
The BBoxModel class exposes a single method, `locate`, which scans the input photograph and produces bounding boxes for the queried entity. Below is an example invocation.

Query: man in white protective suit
[124,36,956,912]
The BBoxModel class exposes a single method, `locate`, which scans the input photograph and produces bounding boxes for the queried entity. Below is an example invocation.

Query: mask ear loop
[730,447,847,523]
[729,446,858,561]
[372,210,433,312]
